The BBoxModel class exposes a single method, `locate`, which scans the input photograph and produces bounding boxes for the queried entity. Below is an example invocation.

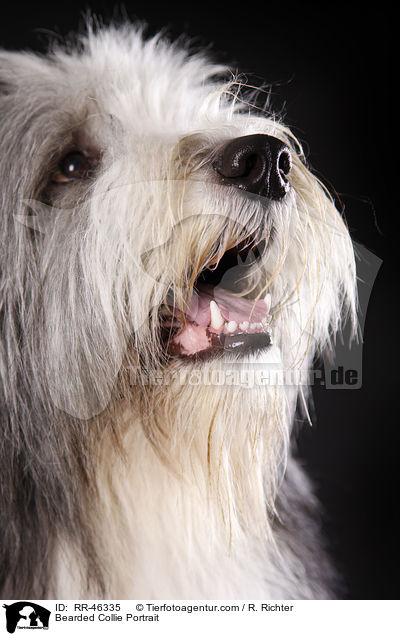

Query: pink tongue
[185,285,268,326]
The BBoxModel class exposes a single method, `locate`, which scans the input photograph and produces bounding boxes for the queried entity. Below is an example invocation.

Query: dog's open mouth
[162,240,272,359]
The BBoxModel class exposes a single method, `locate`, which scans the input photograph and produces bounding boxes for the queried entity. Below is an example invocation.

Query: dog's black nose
[213,134,291,200]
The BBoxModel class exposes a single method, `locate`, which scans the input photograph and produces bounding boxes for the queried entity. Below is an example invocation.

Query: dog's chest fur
[54,393,336,600]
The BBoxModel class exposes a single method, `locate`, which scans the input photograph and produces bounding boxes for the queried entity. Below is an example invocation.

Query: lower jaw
[167,330,272,361]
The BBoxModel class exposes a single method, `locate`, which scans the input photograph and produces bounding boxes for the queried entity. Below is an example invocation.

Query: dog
[0,23,357,599]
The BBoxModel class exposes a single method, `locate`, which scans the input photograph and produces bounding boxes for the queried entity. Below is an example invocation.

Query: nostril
[234,152,267,186]
[278,149,292,181]
[213,146,264,182]
[242,154,258,176]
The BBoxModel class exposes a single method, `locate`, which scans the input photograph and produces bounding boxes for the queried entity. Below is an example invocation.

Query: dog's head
[0,25,356,422]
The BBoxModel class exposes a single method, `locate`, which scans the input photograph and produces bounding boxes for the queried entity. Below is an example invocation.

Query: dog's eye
[53,151,93,183]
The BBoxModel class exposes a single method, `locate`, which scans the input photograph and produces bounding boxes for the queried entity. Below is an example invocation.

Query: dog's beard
[87,352,296,599]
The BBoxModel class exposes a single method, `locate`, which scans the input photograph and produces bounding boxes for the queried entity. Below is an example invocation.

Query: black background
[0,2,395,599]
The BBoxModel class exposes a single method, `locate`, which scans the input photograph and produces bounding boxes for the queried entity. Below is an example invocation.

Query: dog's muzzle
[160,134,291,360]
[213,134,291,200]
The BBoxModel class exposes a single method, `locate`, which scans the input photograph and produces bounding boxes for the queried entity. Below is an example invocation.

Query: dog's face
[0,26,356,423]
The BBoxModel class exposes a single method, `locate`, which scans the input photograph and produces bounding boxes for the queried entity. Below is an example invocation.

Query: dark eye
[53,151,93,183]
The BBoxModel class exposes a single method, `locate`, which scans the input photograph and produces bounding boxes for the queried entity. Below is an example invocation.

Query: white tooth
[210,300,224,329]
[250,322,258,331]
[261,317,268,327]
[226,320,238,333]
[239,321,249,331]
[264,293,272,313]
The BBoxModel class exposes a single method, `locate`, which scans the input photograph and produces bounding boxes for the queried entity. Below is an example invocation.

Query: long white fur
[0,24,357,599]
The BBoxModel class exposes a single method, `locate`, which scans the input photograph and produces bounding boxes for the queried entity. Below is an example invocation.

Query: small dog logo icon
[2,602,50,633]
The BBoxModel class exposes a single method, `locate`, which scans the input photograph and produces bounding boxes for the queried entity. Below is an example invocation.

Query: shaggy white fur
[0,24,356,599]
